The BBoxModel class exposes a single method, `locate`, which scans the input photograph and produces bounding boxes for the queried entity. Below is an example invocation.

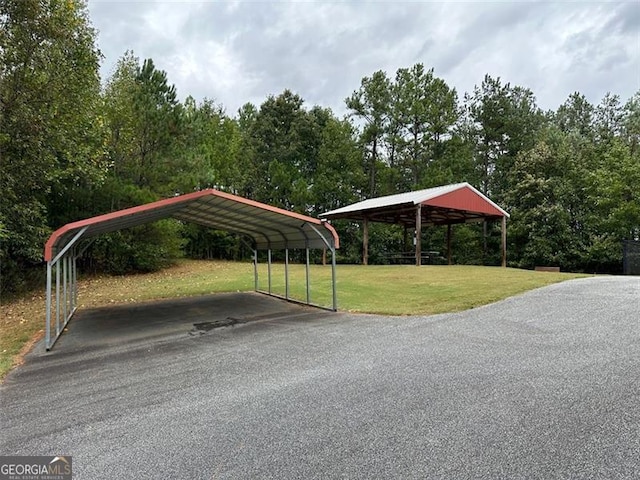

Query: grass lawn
[0,259,588,380]
[257,262,589,314]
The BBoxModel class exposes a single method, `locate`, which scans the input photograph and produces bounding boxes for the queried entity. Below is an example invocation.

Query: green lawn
[257,262,589,314]
[1,259,588,380]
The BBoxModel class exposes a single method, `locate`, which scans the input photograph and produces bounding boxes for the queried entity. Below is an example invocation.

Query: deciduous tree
[0,0,103,291]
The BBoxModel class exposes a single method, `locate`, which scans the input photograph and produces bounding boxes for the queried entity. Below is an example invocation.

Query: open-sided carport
[43,189,340,351]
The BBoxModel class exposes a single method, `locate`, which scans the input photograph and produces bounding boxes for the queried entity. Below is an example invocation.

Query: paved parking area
[1,278,639,479]
[46,292,325,353]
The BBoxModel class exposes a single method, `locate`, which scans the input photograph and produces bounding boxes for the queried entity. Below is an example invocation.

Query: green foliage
[585,138,640,271]
[2,1,638,297]
[87,220,184,275]
[103,52,183,193]
[69,179,184,274]
[392,64,458,190]
[182,224,248,261]
[447,224,485,265]
[180,97,241,192]
[312,115,366,214]
[242,90,316,211]
[0,0,103,294]
[238,91,365,216]
[556,92,594,138]
[346,70,392,197]
[463,74,546,199]
[507,139,576,269]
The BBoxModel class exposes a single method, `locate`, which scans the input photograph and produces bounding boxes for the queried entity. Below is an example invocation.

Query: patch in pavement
[189,318,246,335]
[189,310,324,336]
[36,292,331,354]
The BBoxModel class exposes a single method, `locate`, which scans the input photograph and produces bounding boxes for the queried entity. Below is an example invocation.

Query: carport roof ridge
[44,189,339,261]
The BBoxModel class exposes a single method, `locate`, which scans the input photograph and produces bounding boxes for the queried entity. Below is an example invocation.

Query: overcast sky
[87,1,639,117]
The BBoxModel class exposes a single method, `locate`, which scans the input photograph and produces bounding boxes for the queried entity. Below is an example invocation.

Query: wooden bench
[535,266,560,272]
[383,251,442,265]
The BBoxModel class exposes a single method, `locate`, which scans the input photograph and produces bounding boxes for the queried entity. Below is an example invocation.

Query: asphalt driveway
[1,278,639,479]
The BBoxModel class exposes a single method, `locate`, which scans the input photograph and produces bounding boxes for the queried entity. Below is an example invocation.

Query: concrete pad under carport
[40,292,333,355]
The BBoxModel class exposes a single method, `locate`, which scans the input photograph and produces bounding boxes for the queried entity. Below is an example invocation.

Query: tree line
[1,0,639,294]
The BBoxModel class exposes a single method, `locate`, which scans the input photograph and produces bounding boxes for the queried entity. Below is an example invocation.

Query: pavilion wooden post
[447,224,452,265]
[415,205,422,266]
[501,216,507,267]
[363,216,369,266]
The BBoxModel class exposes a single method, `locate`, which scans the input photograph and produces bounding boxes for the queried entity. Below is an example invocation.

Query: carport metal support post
[70,253,75,311]
[362,217,369,266]
[267,249,272,294]
[501,216,507,267]
[55,262,60,335]
[253,249,258,291]
[331,246,337,311]
[65,256,69,315]
[45,226,88,350]
[415,205,422,266]
[45,261,53,349]
[73,250,78,308]
[307,222,338,312]
[63,256,68,327]
[285,248,289,300]
[74,254,78,310]
[305,246,310,304]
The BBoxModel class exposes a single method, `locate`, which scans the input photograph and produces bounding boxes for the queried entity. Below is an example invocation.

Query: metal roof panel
[44,189,339,261]
[320,183,509,220]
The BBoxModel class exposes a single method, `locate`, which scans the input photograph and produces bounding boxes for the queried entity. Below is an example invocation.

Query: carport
[43,189,340,350]
[320,182,508,267]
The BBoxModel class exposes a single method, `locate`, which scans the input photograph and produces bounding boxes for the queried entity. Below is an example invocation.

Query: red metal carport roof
[45,189,339,262]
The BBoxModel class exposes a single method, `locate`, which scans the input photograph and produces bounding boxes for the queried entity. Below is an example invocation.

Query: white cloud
[87,0,640,116]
